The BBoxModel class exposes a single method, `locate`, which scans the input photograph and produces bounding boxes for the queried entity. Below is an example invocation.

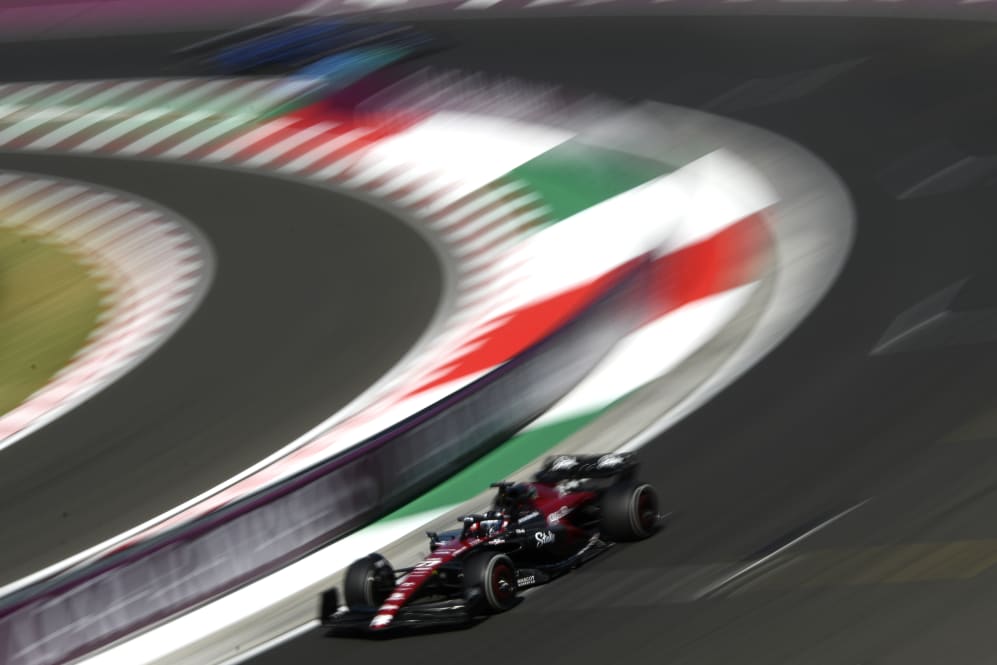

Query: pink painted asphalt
[0,0,305,38]
[4,0,997,41]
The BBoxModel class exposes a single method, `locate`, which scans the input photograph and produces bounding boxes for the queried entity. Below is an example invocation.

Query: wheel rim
[633,486,658,535]
[490,561,516,607]
[366,566,394,606]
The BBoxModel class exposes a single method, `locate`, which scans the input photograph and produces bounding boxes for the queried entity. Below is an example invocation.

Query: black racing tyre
[343,553,395,610]
[463,551,518,612]
[600,481,659,542]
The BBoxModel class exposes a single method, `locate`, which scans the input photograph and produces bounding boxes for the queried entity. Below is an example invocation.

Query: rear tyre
[343,553,395,610]
[600,481,659,542]
[463,552,518,612]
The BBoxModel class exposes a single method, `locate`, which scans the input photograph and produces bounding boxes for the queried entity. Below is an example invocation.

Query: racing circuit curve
[247,13,997,665]
[0,151,442,586]
[4,9,997,665]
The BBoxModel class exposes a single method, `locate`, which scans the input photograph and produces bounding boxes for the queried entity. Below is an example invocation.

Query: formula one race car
[321,453,661,636]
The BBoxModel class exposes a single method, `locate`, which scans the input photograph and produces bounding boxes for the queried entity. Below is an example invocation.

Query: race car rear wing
[533,453,639,483]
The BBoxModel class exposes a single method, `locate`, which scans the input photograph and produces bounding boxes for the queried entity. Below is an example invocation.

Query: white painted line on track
[362,112,574,205]
[216,622,320,665]
[0,173,213,459]
[428,181,524,227]
[27,81,147,149]
[74,108,173,151]
[692,499,872,599]
[203,117,298,161]
[456,0,504,8]
[243,122,337,167]
[119,111,215,155]
[160,115,256,159]
[275,127,367,172]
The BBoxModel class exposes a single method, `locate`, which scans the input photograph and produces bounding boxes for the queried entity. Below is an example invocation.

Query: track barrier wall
[0,256,652,665]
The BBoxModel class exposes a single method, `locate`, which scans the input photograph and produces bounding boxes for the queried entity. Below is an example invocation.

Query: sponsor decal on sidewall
[547,506,572,525]
[534,530,555,547]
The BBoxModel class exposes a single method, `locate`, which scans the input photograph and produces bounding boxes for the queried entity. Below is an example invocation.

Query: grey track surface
[243,15,997,665]
[0,154,441,583]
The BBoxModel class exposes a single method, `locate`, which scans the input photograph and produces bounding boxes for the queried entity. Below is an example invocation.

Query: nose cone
[370,613,394,630]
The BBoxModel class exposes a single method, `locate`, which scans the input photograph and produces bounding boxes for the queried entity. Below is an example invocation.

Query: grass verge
[0,228,103,416]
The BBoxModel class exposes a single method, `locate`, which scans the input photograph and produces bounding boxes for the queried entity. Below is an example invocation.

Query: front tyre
[463,552,518,612]
[600,482,659,541]
[343,553,395,610]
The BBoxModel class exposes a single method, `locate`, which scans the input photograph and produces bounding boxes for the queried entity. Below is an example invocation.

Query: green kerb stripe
[507,140,675,222]
[374,143,678,523]
[385,411,602,521]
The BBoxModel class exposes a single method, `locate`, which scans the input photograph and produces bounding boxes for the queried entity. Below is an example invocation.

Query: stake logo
[534,530,555,547]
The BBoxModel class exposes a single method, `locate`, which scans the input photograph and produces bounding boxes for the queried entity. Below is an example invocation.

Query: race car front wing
[321,589,481,637]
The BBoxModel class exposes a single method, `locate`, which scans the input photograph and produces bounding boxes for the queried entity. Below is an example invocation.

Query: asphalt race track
[243,15,997,665]
[5,14,997,665]
[0,155,442,583]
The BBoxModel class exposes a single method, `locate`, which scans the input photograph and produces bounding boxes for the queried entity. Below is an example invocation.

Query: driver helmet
[479,511,505,536]
[497,482,537,515]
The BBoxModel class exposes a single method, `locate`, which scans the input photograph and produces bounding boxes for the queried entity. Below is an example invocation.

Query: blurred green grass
[0,229,102,416]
